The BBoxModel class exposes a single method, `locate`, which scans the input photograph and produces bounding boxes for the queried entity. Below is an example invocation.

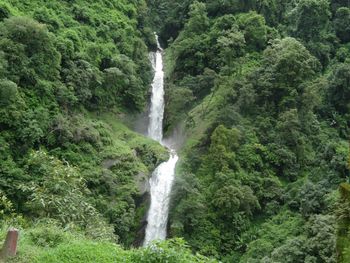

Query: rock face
[102,159,120,169]
[135,171,151,196]
[132,172,152,247]
[133,192,151,247]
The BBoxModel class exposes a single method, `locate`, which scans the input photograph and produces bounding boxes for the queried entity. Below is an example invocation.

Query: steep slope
[0,0,167,247]
[150,0,350,262]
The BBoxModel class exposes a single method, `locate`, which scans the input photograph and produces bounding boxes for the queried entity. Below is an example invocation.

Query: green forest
[0,0,350,262]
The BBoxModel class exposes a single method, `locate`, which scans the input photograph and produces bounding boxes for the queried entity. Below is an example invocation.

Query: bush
[28,225,67,248]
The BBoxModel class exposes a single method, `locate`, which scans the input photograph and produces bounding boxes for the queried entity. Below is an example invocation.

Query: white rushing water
[143,35,179,246]
[147,39,164,142]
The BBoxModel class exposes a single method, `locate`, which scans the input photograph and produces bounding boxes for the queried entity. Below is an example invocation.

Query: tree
[17,107,50,147]
[0,17,61,84]
[217,25,246,67]
[276,109,303,149]
[328,63,350,114]
[254,38,319,112]
[184,1,210,36]
[297,181,328,217]
[0,3,10,22]
[207,125,241,171]
[0,79,25,128]
[205,0,257,16]
[293,0,331,41]
[33,7,62,31]
[62,60,100,106]
[269,237,307,263]
[331,0,350,13]
[157,0,193,46]
[305,215,336,263]
[334,7,350,43]
[0,79,18,107]
[20,150,115,241]
[177,68,216,100]
[237,11,267,51]
[211,175,259,217]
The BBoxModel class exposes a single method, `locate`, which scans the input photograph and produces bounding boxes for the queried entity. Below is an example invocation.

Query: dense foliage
[1,0,350,262]
[337,183,350,263]
[148,0,350,262]
[0,0,168,250]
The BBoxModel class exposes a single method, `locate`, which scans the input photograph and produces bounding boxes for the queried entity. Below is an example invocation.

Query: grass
[1,225,217,263]
[2,225,126,263]
[91,111,168,161]
[32,241,129,263]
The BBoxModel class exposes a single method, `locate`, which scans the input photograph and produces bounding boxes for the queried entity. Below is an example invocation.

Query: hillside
[0,0,167,252]
[148,0,350,262]
[1,0,350,262]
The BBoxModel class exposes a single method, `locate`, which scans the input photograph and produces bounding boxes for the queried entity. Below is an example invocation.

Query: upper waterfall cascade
[143,35,179,246]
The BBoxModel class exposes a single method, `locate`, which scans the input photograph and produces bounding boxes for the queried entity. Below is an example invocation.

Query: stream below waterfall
[143,35,179,246]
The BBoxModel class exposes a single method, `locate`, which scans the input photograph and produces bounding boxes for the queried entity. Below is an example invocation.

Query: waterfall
[143,35,179,246]
[147,38,164,142]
